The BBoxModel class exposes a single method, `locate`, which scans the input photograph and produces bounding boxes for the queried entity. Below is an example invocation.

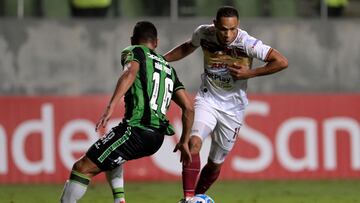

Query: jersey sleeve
[243,33,272,61]
[172,69,185,93]
[121,47,145,67]
[190,25,205,47]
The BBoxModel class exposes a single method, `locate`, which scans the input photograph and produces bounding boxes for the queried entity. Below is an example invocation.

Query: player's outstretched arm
[172,89,194,165]
[164,40,198,62]
[95,61,140,133]
[228,48,288,80]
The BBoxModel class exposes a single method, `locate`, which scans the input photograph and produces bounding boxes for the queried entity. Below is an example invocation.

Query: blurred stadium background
[0,0,360,202]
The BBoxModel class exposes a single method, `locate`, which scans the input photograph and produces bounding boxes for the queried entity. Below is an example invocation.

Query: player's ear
[153,38,159,49]
[130,37,135,45]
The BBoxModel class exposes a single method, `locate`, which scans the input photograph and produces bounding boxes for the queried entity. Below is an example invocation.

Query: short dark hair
[216,6,239,21]
[131,21,157,45]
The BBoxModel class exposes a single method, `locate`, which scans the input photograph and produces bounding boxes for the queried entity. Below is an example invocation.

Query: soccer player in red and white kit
[164,6,288,202]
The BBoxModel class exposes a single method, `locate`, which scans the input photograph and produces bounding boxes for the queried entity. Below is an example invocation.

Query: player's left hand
[173,142,192,165]
[227,63,253,80]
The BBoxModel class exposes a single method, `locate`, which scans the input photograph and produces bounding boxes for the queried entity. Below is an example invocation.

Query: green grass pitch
[1,180,360,203]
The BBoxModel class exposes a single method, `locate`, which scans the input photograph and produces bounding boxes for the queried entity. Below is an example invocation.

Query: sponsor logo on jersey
[205,69,233,90]
[146,52,169,66]
[154,61,172,75]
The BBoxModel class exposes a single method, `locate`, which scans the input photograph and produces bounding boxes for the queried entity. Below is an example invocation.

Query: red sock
[182,154,200,198]
[194,164,220,194]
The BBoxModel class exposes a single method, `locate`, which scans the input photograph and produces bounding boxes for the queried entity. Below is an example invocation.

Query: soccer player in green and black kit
[60,21,194,203]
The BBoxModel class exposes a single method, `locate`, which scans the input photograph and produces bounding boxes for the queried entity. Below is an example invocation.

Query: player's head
[213,6,239,45]
[131,21,158,49]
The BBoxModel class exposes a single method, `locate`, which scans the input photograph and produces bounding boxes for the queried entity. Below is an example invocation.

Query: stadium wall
[0,18,359,94]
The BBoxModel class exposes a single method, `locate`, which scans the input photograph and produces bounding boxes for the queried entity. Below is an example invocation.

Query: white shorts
[191,96,245,164]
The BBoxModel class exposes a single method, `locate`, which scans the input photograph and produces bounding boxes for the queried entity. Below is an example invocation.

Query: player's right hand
[95,106,113,135]
[173,142,192,166]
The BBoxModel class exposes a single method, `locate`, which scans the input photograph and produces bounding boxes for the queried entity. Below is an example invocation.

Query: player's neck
[139,41,157,50]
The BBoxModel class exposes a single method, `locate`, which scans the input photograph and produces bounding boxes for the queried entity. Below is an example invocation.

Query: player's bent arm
[164,40,198,62]
[172,89,194,164]
[251,48,288,77]
[106,61,140,110]
[96,61,140,131]
[172,89,194,144]
[228,49,288,80]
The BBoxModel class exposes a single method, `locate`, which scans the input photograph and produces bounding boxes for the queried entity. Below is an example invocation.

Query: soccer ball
[187,194,215,203]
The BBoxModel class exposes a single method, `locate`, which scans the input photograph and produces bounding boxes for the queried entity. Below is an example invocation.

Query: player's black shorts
[86,122,165,171]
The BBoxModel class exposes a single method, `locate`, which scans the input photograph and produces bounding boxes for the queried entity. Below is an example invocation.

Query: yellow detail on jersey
[203,48,252,90]
[204,50,252,68]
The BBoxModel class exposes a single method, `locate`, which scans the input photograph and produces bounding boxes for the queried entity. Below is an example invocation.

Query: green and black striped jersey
[120,45,184,135]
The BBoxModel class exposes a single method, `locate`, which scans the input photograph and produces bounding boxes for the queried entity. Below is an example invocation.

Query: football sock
[195,164,220,194]
[112,188,126,203]
[106,166,126,203]
[182,154,200,199]
[60,170,90,203]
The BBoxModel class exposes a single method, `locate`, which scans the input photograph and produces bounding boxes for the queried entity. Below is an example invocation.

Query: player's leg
[182,135,202,200]
[61,123,128,203]
[195,109,243,194]
[106,165,126,203]
[100,123,165,202]
[60,155,102,203]
[194,143,228,194]
[182,105,217,200]
[101,125,164,203]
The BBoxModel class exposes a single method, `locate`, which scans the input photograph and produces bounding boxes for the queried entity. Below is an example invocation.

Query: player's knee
[72,159,86,173]
[72,156,93,175]
[189,136,202,154]
[76,156,102,177]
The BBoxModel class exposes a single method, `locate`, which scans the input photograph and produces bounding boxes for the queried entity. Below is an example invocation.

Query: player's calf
[60,171,90,203]
[182,154,201,199]
[195,161,222,195]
